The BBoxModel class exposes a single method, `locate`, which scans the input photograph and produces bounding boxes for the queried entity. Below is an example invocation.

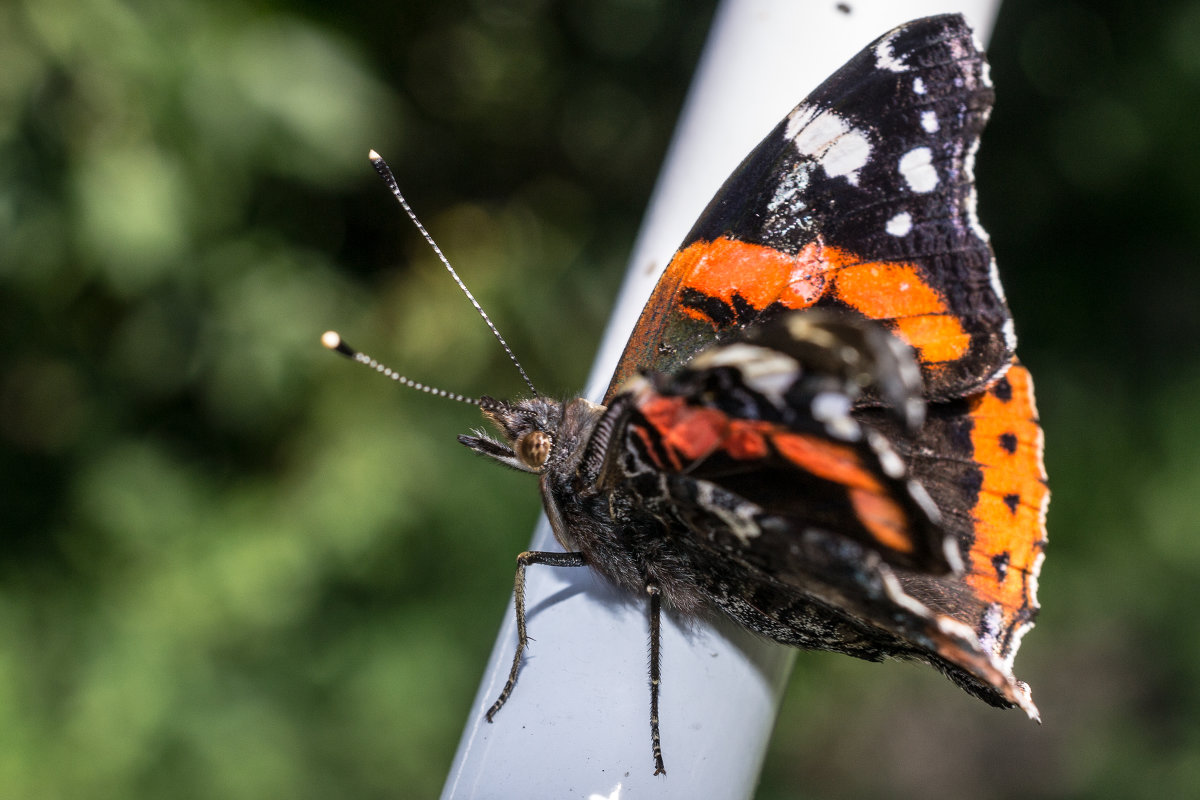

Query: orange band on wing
[672,236,969,365]
[637,395,717,466]
[849,488,916,554]
[771,432,918,556]
[725,420,771,460]
[890,315,972,363]
[637,393,923,559]
[831,261,970,363]
[771,432,883,493]
[673,238,825,321]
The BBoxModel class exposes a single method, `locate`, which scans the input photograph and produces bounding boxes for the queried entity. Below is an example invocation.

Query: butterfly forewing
[609,15,1011,403]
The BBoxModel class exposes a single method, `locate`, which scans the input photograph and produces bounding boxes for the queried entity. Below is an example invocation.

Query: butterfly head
[459,396,565,473]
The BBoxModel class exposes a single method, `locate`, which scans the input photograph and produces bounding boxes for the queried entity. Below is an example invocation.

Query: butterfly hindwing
[864,359,1049,670]
[617,311,952,575]
[610,312,1041,714]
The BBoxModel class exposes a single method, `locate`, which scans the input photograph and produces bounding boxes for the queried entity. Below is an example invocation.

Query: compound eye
[516,430,552,469]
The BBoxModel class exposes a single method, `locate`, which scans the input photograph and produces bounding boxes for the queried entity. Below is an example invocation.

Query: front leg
[647,581,666,775]
[486,550,587,722]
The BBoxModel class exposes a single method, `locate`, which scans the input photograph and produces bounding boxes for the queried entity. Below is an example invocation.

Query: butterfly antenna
[368,150,538,397]
[322,331,481,406]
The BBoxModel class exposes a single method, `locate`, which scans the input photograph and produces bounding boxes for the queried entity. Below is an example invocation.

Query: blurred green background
[2,0,1197,797]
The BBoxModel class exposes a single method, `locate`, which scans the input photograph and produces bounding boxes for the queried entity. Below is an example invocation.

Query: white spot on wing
[692,343,800,408]
[767,163,811,214]
[908,478,941,522]
[886,211,912,237]
[898,146,938,192]
[921,109,939,133]
[786,105,872,185]
[880,569,939,620]
[824,131,871,184]
[783,104,816,141]
[698,481,762,545]
[811,391,860,441]
[874,32,907,72]
[913,76,926,94]
[942,534,965,574]
[871,434,905,478]
[811,391,850,421]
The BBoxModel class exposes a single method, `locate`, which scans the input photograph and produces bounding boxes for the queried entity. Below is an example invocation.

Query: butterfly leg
[647,581,666,775]
[486,550,586,722]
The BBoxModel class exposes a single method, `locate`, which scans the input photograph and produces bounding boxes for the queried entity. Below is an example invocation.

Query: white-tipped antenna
[368,150,538,397]
[322,331,481,406]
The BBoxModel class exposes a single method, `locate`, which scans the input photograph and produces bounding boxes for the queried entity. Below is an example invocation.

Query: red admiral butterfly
[326,13,1047,776]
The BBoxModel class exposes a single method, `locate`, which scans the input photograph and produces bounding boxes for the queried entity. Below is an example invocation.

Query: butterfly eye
[517,430,552,469]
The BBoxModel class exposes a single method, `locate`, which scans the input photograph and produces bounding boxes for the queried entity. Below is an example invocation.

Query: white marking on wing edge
[961,135,1013,332]
[1005,548,1047,670]
[963,136,991,243]
[874,32,907,72]
[898,146,938,192]
[972,33,994,88]
[1002,316,1017,350]
[978,602,1005,654]
[988,254,1008,306]
[920,109,939,133]
[785,105,872,185]
[885,211,912,237]
[913,76,926,94]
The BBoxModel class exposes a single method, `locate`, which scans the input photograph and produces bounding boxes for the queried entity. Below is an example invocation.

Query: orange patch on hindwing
[638,391,923,559]
[963,363,1048,650]
[772,432,882,492]
[849,488,915,554]
[772,432,916,556]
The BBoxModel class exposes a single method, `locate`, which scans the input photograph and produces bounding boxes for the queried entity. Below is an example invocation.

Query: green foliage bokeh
[2,0,1198,797]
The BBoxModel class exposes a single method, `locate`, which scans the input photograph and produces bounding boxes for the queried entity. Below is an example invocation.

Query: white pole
[442,2,1001,797]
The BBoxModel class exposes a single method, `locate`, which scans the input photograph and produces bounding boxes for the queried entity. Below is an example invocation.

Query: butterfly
[328,13,1047,777]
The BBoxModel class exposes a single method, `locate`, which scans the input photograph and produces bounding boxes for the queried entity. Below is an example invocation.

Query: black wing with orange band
[607,15,1012,404]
